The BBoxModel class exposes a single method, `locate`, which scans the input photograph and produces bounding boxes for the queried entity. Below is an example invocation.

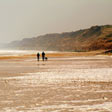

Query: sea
[0,50,55,56]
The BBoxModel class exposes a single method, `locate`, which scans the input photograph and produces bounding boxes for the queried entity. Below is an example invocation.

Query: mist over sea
[0,50,56,56]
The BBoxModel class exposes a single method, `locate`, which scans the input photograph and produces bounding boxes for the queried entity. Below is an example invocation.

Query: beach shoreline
[0,50,108,60]
[0,51,112,111]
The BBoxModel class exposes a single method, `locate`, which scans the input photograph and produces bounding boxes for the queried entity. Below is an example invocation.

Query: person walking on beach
[37,52,40,61]
[42,51,45,61]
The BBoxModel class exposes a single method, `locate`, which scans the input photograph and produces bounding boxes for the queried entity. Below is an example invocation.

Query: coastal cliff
[7,25,112,52]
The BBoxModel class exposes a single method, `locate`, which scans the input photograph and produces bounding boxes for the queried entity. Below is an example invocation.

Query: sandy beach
[0,51,112,112]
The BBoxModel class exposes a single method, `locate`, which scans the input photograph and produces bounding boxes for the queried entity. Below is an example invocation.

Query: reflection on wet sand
[0,56,112,112]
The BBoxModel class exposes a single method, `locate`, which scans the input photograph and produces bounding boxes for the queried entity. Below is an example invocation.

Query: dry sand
[0,52,112,112]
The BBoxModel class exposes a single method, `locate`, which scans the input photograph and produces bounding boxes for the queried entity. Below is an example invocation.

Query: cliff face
[7,25,112,51]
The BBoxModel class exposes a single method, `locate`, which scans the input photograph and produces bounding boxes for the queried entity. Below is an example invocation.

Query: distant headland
[6,25,112,52]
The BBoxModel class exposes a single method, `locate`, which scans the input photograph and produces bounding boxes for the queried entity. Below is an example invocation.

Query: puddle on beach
[0,56,112,112]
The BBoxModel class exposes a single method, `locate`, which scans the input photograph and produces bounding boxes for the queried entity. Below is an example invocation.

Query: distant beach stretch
[0,50,112,112]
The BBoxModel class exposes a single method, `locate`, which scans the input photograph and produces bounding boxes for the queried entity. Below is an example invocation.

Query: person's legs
[37,56,39,61]
[42,56,44,61]
[38,57,39,61]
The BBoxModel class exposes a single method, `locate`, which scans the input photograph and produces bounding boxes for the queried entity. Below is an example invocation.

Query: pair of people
[37,52,47,61]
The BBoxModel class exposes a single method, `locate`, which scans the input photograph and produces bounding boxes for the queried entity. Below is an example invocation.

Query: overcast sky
[0,0,112,43]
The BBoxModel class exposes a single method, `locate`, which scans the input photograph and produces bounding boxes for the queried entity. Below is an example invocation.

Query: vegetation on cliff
[7,25,112,51]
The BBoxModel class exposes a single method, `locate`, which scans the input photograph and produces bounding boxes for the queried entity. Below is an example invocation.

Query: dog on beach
[45,57,48,61]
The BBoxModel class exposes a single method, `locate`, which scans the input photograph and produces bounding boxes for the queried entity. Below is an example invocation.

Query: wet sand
[0,53,112,112]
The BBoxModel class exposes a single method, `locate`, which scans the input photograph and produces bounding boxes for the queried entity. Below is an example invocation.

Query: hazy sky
[0,0,112,43]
